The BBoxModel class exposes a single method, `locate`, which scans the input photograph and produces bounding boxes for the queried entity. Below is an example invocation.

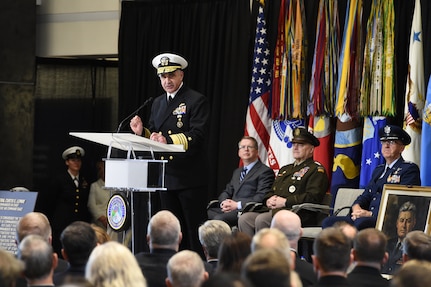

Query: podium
[69,132,184,252]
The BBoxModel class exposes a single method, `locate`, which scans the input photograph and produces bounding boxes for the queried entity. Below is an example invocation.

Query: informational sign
[0,190,38,254]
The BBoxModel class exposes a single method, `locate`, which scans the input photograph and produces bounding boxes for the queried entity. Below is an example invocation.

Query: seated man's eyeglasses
[238,145,256,150]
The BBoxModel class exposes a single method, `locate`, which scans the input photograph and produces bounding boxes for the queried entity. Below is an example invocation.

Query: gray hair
[198,220,231,258]
[167,250,206,287]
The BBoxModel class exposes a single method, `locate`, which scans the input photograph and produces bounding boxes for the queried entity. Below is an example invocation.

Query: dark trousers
[321,215,376,230]
[159,186,208,257]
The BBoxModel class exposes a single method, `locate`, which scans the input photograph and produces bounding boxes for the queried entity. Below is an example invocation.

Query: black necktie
[240,167,247,182]
[73,177,79,187]
[168,95,173,103]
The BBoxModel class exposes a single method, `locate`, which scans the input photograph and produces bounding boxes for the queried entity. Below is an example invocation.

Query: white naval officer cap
[62,146,85,160]
[152,53,188,75]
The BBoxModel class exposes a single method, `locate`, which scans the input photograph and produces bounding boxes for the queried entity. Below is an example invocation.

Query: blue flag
[359,116,387,188]
[421,76,431,186]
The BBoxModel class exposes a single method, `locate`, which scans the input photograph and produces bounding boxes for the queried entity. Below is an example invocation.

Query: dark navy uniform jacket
[353,156,421,217]
[146,85,209,190]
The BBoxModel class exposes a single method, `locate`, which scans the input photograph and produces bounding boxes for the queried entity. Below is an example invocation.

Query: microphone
[116,97,154,133]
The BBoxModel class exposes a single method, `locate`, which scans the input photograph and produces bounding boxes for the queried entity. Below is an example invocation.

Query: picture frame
[376,184,431,238]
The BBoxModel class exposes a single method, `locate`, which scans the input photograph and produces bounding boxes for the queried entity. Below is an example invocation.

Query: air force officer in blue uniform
[322,125,421,230]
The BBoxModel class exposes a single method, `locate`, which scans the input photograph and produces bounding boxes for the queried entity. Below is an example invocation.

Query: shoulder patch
[317,166,325,173]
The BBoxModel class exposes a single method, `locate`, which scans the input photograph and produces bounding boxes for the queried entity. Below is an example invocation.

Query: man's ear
[52,252,58,270]
[165,278,173,287]
[311,255,320,273]
[61,249,68,261]
[351,249,358,261]
[383,251,389,264]
[402,253,408,263]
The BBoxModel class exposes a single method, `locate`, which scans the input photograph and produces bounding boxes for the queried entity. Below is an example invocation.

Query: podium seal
[107,193,130,231]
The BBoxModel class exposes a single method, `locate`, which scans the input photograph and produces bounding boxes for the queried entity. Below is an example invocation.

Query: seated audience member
[390,260,431,287]
[91,224,111,244]
[166,250,209,287]
[0,248,24,287]
[251,228,292,266]
[402,230,431,262]
[54,221,97,285]
[16,212,69,273]
[347,228,389,287]
[322,125,420,231]
[382,201,416,275]
[134,210,182,287]
[198,220,232,274]
[312,227,352,287]
[271,210,317,287]
[208,136,274,227]
[85,241,147,287]
[17,234,58,287]
[239,127,328,236]
[241,248,291,287]
[217,231,252,274]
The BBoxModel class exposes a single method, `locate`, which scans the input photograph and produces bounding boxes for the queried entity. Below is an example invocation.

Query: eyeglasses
[238,145,257,150]
[380,140,400,146]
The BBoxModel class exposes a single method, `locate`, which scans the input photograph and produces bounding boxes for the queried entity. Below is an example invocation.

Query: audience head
[86,241,146,287]
[353,228,388,265]
[251,228,292,267]
[0,248,24,287]
[270,210,302,250]
[16,212,52,244]
[18,234,57,283]
[198,220,232,260]
[241,248,291,287]
[60,221,97,266]
[390,260,431,287]
[312,227,352,276]
[91,224,111,244]
[147,210,182,251]
[166,250,208,287]
[402,230,431,262]
[396,201,416,240]
[217,231,252,274]
[333,221,357,241]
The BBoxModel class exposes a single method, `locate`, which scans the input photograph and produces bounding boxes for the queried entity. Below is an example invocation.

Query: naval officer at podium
[130,52,209,255]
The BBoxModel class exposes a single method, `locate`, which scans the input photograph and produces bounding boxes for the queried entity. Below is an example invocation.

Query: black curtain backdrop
[119,0,253,201]
[118,0,431,202]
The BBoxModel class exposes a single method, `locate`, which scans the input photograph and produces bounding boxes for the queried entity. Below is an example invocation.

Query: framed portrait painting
[376,185,431,237]
[376,185,431,275]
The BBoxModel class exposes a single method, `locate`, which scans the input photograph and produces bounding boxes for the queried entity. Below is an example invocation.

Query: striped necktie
[240,167,247,182]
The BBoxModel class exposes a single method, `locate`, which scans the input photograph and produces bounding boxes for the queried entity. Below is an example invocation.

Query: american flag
[244,2,272,164]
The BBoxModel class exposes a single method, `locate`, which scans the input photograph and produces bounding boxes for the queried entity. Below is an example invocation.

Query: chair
[293,188,364,240]
[294,187,364,261]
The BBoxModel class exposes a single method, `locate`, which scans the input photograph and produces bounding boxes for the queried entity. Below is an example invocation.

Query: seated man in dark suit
[208,136,274,227]
[348,228,389,287]
[198,219,232,275]
[135,210,182,287]
[312,227,352,287]
[53,221,97,285]
[270,210,317,287]
[322,125,421,230]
